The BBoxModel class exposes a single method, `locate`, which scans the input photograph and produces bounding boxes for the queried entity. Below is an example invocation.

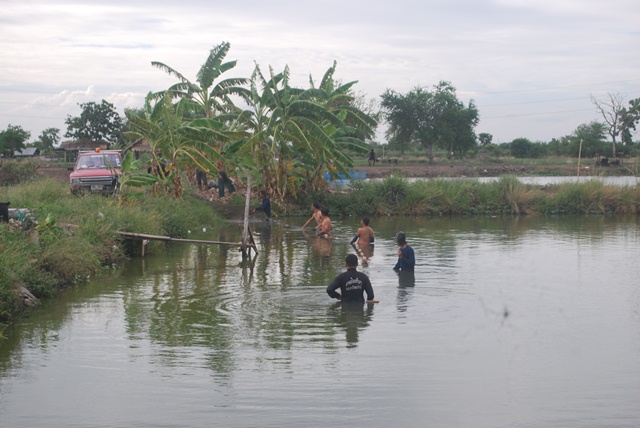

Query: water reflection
[328,302,375,348]
[2,216,640,427]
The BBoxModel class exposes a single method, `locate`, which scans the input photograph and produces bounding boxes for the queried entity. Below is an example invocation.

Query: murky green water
[1,215,640,427]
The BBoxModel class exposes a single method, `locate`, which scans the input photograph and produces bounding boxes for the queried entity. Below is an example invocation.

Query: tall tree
[620,97,640,147]
[566,121,608,157]
[590,93,625,157]
[478,132,493,146]
[65,100,123,145]
[380,81,478,163]
[151,41,248,119]
[0,124,31,157]
[34,128,60,153]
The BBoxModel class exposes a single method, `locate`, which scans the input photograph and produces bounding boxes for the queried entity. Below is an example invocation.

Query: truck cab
[69,149,122,195]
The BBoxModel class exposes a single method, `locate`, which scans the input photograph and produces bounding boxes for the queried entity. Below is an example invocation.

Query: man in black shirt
[326,254,376,304]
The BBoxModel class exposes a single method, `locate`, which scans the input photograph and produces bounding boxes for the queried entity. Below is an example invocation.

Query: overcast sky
[2,0,639,145]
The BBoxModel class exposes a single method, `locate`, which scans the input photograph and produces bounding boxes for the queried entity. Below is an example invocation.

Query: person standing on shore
[393,231,415,271]
[216,160,235,197]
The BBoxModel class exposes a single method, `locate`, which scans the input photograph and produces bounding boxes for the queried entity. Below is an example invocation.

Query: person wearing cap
[393,231,415,271]
[326,254,376,304]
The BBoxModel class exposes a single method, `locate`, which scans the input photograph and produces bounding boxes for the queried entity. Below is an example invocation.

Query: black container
[0,201,10,222]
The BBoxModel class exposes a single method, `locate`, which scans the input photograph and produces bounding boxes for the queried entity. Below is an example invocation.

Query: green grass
[291,175,640,218]
[0,177,225,335]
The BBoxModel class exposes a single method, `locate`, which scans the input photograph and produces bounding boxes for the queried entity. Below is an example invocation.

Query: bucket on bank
[0,201,9,222]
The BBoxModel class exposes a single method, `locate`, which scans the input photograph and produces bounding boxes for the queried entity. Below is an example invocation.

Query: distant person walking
[393,231,415,271]
[195,168,207,191]
[368,149,376,166]
[216,160,235,197]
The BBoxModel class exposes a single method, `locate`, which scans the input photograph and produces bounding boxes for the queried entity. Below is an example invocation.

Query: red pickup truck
[69,149,122,195]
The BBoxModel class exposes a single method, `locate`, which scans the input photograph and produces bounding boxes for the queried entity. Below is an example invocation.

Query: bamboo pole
[577,138,583,177]
[242,175,252,258]
[117,231,255,247]
[351,243,369,265]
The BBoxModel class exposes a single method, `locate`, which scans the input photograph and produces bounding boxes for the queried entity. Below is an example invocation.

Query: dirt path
[36,161,623,185]
[356,163,577,178]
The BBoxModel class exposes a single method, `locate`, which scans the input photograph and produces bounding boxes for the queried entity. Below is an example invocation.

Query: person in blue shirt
[393,231,415,271]
[251,190,271,220]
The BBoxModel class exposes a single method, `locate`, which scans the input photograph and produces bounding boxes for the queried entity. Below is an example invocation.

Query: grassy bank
[290,175,640,217]
[0,177,225,336]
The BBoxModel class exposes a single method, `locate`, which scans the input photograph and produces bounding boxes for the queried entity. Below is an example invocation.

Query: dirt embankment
[357,163,580,178]
[37,164,72,183]
[36,161,627,185]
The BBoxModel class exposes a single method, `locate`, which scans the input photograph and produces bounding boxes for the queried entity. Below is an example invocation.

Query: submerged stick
[351,243,369,265]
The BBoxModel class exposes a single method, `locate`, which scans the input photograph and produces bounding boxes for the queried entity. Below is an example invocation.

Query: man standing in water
[301,202,322,231]
[350,216,375,246]
[393,231,415,271]
[327,254,377,304]
[251,190,271,221]
[317,208,332,238]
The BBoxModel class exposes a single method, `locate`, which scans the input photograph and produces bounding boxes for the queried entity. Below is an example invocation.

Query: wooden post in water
[242,176,252,260]
[577,138,583,177]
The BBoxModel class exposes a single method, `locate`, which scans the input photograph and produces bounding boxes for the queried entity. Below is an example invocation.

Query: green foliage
[34,128,60,153]
[116,150,160,205]
[380,81,479,162]
[230,62,375,201]
[125,95,228,198]
[65,100,124,145]
[151,41,248,118]
[620,98,640,146]
[0,124,31,158]
[0,159,38,186]
[295,176,640,218]
[0,176,226,328]
[510,138,548,159]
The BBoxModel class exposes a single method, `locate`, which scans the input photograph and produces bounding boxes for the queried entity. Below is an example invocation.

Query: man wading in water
[326,254,378,304]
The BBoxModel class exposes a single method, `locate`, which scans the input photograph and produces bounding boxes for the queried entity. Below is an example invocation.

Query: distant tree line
[3,42,640,197]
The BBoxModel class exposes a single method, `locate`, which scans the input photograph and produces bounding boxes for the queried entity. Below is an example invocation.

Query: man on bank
[326,254,377,304]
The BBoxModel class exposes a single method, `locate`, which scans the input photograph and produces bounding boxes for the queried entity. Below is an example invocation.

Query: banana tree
[125,94,228,198]
[150,41,248,119]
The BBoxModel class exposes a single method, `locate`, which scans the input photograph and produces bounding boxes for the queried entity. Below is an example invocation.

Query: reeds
[299,175,640,217]
[0,177,225,331]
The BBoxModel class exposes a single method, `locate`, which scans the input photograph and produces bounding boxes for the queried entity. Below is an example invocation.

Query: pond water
[1,215,640,427]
